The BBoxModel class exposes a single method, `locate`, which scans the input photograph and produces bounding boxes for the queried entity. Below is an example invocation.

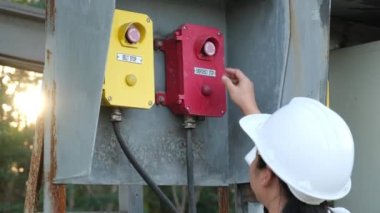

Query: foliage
[0,66,120,211]
[144,186,236,213]
[66,185,118,211]
[0,66,40,212]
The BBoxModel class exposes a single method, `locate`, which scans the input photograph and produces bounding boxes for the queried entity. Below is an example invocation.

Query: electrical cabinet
[156,24,226,117]
[103,10,154,109]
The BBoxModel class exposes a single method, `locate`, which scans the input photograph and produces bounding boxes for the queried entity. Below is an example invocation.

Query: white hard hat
[240,97,354,205]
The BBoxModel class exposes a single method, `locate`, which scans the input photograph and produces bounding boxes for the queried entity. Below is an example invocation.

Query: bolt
[107,96,112,102]
[146,17,151,23]
[148,100,153,106]
[154,39,163,50]
[158,96,165,104]
[111,108,122,122]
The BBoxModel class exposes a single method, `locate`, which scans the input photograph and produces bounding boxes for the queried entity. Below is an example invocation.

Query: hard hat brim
[239,113,271,166]
[244,146,257,166]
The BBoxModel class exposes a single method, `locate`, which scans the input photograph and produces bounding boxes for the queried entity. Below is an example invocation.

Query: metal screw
[183,26,187,30]
[186,106,190,110]
[217,32,221,36]
[107,96,112,102]
[148,100,153,106]
[158,96,165,104]
[154,39,163,50]
[146,18,151,23]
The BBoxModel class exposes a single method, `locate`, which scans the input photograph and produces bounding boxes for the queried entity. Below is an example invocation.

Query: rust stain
[46,0,56,32]
[218,187,229,213]
[24,116,45,213]
[46,49,52,64]
[48,81,66,213]
[289,0,303,92]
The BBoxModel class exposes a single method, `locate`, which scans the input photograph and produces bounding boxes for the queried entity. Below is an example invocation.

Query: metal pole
[119,184,144,213]
[218,187,229,213]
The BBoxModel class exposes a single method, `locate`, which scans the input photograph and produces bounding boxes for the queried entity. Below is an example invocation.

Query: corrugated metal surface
[227,0,329,183]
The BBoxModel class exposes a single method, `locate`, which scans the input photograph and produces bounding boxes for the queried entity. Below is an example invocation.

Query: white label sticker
[116,53,143,64]
[194,67,216,77]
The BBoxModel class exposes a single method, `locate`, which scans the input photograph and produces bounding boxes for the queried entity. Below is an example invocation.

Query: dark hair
[257,155,329,213]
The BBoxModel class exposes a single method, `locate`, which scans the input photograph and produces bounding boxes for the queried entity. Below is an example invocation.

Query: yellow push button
[125,74,137,86]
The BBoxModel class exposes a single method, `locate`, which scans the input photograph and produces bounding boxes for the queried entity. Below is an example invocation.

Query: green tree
[0,66,41,212]
[0,66,118,212]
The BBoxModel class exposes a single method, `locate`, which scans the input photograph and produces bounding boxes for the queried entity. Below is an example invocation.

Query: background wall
[330,41,380,213]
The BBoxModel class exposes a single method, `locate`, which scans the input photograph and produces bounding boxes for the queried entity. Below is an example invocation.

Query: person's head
[250,151,329,213]
[240,97,354,213]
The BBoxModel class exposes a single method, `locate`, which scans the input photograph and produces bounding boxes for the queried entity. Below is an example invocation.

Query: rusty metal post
[24,117,44,213]
[43,82,67,212]
[234,184,259,213]
[218,186,229,213]
[43,0,67,212]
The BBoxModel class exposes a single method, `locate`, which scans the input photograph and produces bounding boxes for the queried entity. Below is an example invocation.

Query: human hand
[222,68,260,115]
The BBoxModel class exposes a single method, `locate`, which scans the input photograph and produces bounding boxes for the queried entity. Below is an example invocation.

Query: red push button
[201,84,212,96]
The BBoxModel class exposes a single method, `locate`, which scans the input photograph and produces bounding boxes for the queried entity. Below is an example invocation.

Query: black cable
[112,121,178,213]
[186,129,196,213]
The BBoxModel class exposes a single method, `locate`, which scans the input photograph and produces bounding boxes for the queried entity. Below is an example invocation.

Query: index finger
[225,68,247,81]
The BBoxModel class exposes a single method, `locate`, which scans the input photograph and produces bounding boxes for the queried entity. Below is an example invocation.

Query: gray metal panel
[88,0,229,186]
[91,108,228,186]
[51,0,115,181]
[227,0,330,183]
[226,0,290,183]
[330,41,380,213]
[49,0,330,186]
[0,2,45,71]
[119,185,143,213]
[281,0,330,104]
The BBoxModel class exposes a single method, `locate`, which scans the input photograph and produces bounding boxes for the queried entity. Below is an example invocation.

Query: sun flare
[13,84,44,126]
[1,65,44,127]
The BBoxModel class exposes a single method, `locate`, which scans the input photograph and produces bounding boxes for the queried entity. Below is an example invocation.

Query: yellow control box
[103,10,154,109]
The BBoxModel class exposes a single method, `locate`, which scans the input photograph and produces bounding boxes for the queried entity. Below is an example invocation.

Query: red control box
[156,24,226,117]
